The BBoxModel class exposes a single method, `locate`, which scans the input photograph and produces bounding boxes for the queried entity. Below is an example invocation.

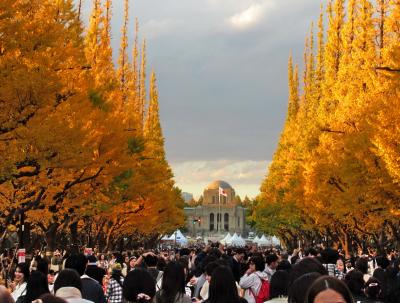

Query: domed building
[184,180,249,236]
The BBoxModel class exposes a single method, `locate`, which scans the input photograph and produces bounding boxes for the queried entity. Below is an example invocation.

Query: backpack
[250,277,270,303]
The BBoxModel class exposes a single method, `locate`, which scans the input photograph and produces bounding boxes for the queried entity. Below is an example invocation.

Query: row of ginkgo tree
[0,0,184,252]
[254,0,400,255]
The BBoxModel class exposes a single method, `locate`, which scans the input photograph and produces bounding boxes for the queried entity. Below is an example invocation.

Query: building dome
[206,180,232,190]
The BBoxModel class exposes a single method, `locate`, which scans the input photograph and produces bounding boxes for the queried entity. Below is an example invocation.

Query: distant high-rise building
[182,192,194,202]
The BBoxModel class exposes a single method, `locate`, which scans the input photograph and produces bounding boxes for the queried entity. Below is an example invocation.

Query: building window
[224,213,229,231]
[210,213,214,231]
[212,196,215,204]
[238,216,240,227]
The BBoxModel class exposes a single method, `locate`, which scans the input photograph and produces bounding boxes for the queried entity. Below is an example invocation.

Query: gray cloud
[80,0,324,194]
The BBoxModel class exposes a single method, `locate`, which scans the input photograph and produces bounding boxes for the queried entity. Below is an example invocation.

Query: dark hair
[266,254,279,265]
[54,269,82,293]
[355,257,368,274]
[123,268,156,303]
[321,248,339,264]
[208,266,241,303]
[270,270,289,298]
[249,255,265,272]
[277,259,292,272]
[39,294,68,303]
[344,269,365,296]
[376,256,390,270]
[305,276,354,303]
[144,255,159,267]
[16,263,30,282]
[25,271,50,303]
[365,277,381,299]
[289,257,328,286]
[87,255,97,263]
[157,257,167,272]
[204,261,220,276]
[288,272,322,303]
[37,258,49,275]
[305,248,318,257]
[64,254,87,276]
[157,262,186,303]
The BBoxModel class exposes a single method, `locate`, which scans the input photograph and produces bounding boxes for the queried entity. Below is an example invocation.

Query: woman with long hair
[305,276,354,303]
[24,271,49,303]
[123,268,156,303]
[155,261,191,303]
[205,266,246,303]
[10,263,30,303]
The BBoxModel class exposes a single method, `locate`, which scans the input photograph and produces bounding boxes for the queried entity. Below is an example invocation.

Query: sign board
[17,249,26,263]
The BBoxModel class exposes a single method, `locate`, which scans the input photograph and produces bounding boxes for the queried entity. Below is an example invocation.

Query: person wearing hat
[106,263,124,303]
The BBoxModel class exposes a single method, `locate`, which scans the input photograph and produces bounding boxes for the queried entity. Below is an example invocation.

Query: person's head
[129,256,137,268]
[38,294,68,303]
[111,263,123,282]
[355,257,368,274]
[288,272,322,303]
[234,248,245,262]
[87,255,97,265]
[204,262,220,283]
[37,258,49,275]
[375,255,390,270]
[289,257,328,286]
[305,276,354,303]
[344,270,364,296]
[336,259,345,273]
[64,254,88,276]
[249,255,265,272]
[0,285,14,303]
[160,262,186,300]
[25,271,50,303]
[321,248,339,265]
[266,253,279,270]
[15,263,30,284]
[54,269,82,294]
[123,268,156,303]
[305,248,318,257]
[364,277,381,299]
[269,270,289,299]
[144,254,158,268]
[277,259,292,272]
[208,266,240,303]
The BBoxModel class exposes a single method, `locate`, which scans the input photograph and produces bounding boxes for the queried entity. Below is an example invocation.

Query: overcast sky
[81,0,323,199]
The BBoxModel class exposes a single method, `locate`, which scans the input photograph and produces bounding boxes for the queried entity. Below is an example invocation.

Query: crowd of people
[0,244,400,303]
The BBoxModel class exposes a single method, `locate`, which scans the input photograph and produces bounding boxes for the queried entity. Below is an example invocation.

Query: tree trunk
[45,223,59,252]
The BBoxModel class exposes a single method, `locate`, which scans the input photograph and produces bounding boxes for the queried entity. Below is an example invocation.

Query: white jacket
[239,271,269,303]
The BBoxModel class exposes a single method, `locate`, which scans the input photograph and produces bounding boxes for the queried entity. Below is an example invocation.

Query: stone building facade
[184,180,248,236]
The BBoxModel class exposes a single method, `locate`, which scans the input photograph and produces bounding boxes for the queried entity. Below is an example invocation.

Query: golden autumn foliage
[255,0,400,253]
[0,0,184,250]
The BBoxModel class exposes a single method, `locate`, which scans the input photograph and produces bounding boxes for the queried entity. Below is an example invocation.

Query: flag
[219,187,228,197]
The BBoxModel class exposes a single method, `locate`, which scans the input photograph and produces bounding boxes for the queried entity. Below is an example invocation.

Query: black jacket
[81,276,106,303]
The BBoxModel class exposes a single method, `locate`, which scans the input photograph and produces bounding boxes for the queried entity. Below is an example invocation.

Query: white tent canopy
[168,229,188,245]
[230,233,245,247]
[257,235,270,246]
[271,236,281,246]
[161,234,170,241]
[252,235,261,244]
[220,233,232,245]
